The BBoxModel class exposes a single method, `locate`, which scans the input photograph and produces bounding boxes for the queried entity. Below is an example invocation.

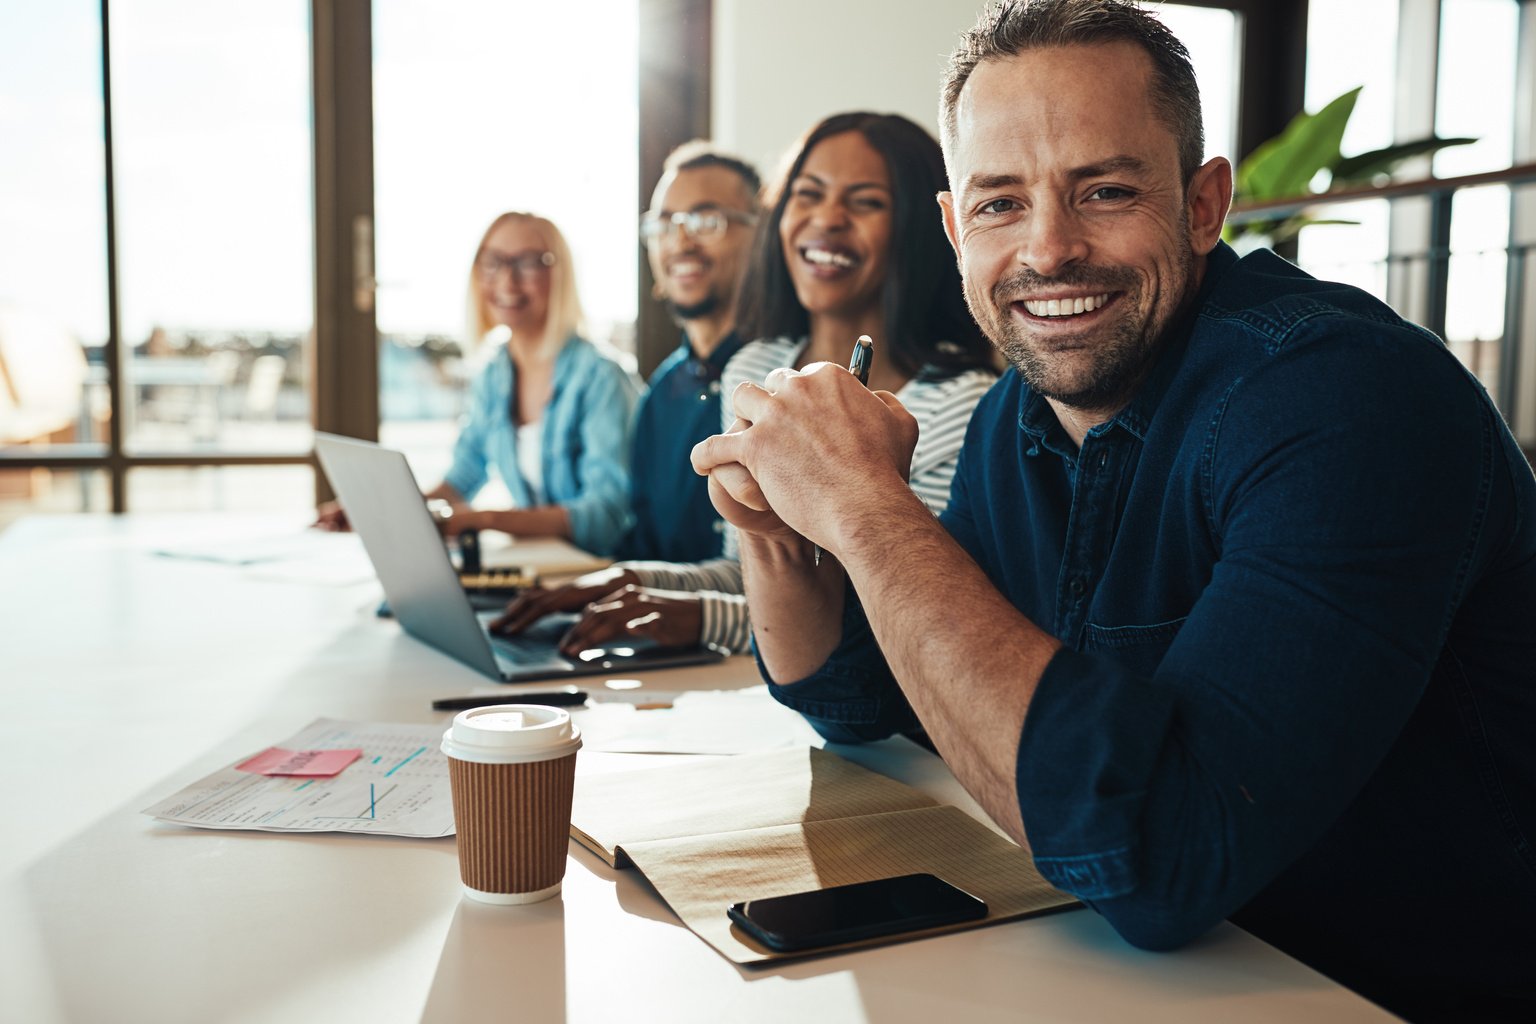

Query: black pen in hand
[814,335,876,567]
[847,333,873,385]
[432,691,588,711]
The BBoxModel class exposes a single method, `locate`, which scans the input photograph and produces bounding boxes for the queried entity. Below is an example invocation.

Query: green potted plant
[1226,86,1476,251]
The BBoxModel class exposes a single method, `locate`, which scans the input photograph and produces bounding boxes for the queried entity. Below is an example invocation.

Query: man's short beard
[1000,303,1148,410]
[972,241,1193,411]
[669,294,721,321]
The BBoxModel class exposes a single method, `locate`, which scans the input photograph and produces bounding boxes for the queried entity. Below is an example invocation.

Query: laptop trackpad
[482,611,666,662]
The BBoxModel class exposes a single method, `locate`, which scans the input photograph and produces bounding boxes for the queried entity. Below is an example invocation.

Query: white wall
[711,1,1242,184]
[711,0,988,180]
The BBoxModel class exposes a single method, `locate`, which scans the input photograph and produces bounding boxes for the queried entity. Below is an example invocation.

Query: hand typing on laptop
[490,566,642,631]
[315,433,725,682]
[489,567,704,657]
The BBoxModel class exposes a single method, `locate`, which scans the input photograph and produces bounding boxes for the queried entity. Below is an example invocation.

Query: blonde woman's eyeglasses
[475,250,556,279]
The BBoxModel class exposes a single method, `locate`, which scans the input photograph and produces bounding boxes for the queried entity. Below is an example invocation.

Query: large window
[112,0,314,457]
[1292,0,1530,443]
[0,0,108,499]
[0,1,643,527]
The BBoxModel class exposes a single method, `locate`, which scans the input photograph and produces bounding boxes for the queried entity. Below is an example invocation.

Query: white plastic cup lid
[440,704,583,765]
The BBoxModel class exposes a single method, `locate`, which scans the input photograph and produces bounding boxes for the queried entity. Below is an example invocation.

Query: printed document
[143,718,454,838]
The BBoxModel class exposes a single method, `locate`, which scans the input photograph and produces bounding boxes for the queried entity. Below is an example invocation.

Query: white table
[0,515,1397,1023]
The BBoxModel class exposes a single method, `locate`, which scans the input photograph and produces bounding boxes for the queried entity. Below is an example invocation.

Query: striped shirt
[623,336,996,652]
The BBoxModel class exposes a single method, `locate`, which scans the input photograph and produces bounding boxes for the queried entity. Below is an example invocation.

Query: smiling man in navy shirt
[691,2,1536,1020]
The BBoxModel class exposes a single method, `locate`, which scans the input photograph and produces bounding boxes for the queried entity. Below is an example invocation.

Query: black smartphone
[727,873,987,952]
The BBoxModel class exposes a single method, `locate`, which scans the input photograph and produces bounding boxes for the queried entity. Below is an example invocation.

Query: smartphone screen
[727,873,987,952]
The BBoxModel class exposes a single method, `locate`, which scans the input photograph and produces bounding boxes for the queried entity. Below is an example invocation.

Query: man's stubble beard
[669,292,722,322]
[965,234,1195,412]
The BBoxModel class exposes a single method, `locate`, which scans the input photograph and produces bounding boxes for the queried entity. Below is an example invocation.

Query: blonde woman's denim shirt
[443,335,639,556]
[764,243,1536,1020]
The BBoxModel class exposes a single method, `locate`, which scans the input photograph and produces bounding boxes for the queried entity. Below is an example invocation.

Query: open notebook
[569,746,1078,963]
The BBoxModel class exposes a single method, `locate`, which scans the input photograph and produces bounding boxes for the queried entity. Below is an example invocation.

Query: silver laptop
[314,432,726,683]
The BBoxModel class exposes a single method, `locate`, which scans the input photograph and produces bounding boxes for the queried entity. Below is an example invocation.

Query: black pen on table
[813,335,875,567]
[432,691,588,711]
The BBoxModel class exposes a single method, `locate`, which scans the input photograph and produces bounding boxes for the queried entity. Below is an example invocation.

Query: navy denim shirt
[767,243,1536,1019]
[621,331,745,562]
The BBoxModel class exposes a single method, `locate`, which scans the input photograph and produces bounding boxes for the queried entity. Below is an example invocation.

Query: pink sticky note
[236,747,363,777]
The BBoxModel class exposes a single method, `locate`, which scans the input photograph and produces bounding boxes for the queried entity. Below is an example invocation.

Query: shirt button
[1068,577,1086,597]
[1098,451,1108,468]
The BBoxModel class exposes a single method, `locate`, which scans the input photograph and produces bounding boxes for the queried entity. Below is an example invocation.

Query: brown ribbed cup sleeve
[448,753,577,895]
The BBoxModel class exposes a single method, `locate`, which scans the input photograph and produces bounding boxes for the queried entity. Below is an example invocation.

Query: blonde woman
[319,212,638,555]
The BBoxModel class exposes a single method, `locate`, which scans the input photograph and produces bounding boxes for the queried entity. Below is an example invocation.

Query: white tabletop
[0,515,1396,1023]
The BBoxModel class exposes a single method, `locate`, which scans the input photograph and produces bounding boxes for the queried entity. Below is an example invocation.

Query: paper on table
[569,746,939,868]
[573,686,823,755]
[150,526,355,566]
[143,718,454,838]
[242,542,376,587]
[623,804,1076,964]
[150,526,377,586]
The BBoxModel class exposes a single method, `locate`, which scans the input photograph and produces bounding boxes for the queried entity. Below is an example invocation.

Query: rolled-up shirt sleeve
[759,576,921,743]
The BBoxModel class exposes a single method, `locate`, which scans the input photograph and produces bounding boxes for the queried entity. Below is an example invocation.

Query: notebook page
[569,747,938,867]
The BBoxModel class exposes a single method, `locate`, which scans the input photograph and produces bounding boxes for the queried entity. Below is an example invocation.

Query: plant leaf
[1236,86,1361,201]
[1330,136,1478,187]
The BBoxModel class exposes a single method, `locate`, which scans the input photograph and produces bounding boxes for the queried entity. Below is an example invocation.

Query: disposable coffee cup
[441,704,582,904]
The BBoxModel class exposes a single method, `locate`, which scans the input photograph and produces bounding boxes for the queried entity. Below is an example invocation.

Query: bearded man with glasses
[491,142,762,641]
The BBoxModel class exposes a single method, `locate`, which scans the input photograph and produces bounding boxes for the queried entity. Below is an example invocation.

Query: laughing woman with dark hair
[493,112,996,653]
[736,111,994,386]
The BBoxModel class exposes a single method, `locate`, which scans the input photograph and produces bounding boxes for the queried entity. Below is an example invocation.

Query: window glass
[1436,0,1519,392]
[110,0,313,455]
[0,470,109,528]
[127,465,313,514]
[372,0,639,490]
[1295,0,1398,288]
[0,2,108,456]
[1156,5,1238,163]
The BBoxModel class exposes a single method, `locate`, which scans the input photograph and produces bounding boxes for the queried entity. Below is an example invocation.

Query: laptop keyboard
[481,612,578,665]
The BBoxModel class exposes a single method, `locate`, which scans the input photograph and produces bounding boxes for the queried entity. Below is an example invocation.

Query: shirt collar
[683,329,745,383]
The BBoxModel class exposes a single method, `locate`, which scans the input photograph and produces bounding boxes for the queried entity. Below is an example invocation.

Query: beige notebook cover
[569,747,1078,963]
